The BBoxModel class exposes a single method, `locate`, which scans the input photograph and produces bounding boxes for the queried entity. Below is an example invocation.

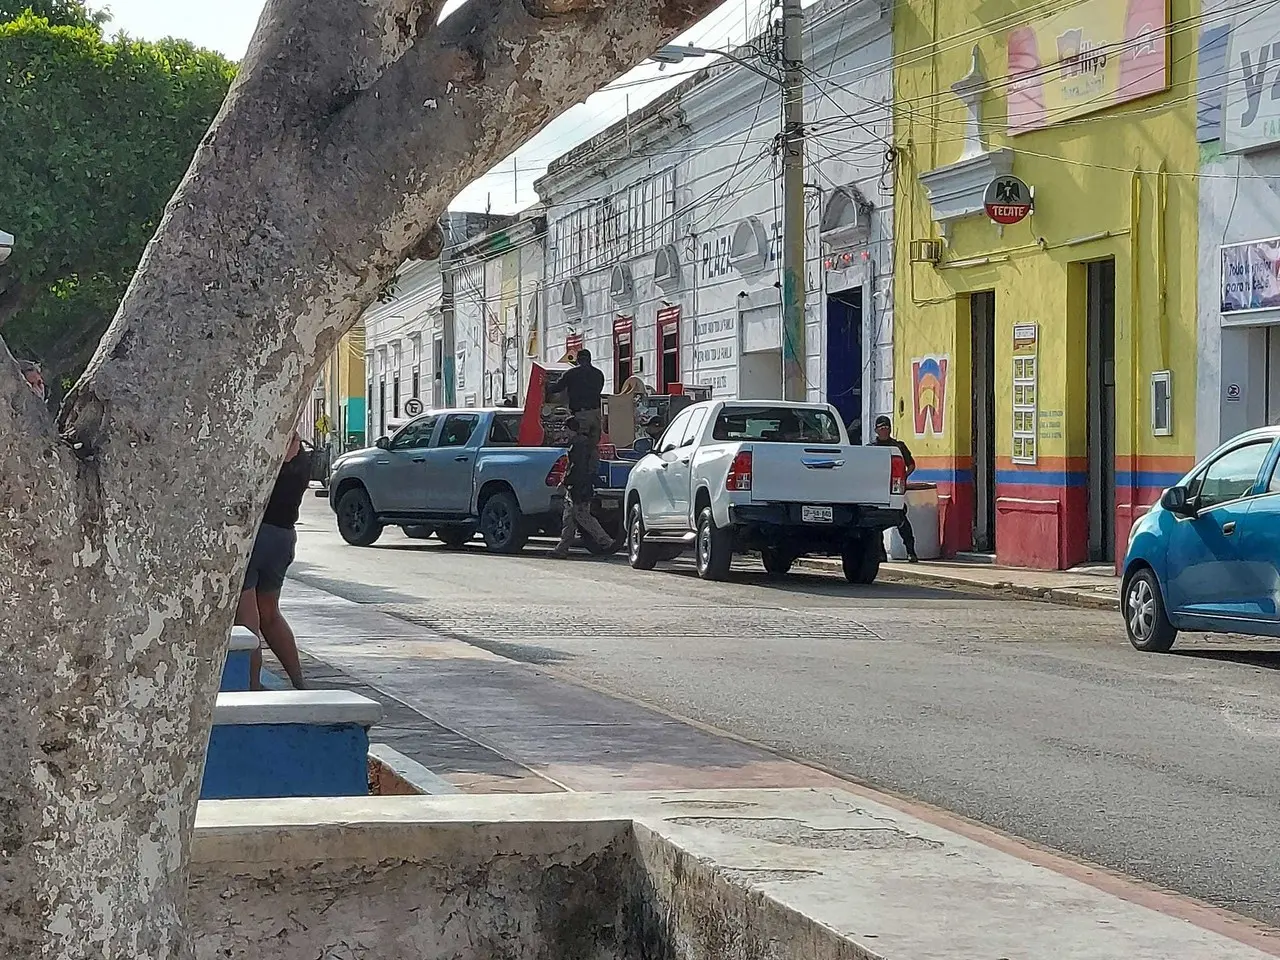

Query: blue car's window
[1196,441,1272,509]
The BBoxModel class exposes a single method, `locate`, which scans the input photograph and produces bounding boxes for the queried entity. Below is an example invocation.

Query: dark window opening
[615,334,633,390]
[660,329,679,392]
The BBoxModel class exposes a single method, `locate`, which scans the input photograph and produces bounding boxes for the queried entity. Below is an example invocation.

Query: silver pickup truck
[327,407,624,553]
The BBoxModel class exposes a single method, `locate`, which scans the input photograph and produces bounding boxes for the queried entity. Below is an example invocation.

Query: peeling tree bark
[0,0,721,955]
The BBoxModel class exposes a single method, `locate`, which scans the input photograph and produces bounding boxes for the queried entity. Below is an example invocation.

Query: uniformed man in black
[872,415,918,562]
[547,349,605,445]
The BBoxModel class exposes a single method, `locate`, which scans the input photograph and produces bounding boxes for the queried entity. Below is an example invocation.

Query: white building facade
[537,0,893,441]
[361,257,446,440]
[1195,0,1280,456]
[446,212,546,408]
[358,213,543,438]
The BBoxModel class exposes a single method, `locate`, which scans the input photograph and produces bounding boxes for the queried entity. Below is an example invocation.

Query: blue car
[1123,427,1280,652]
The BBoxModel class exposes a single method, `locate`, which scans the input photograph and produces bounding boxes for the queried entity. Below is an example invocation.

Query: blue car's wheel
[1124,568,1177,653]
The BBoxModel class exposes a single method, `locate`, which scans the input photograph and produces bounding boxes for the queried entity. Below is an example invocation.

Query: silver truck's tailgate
[748,443,894,507]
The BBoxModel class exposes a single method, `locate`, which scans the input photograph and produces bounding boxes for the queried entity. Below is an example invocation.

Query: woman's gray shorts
[242,523,297,595]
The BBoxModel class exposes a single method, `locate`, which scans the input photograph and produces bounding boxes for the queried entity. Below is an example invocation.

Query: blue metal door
[825,290,862,439]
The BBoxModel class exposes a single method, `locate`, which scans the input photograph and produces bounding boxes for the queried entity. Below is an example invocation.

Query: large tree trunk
[0,0,719,955]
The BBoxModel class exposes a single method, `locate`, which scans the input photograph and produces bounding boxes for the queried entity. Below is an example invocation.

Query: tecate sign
[1223,4,1280,154]
[983,175,1033,225]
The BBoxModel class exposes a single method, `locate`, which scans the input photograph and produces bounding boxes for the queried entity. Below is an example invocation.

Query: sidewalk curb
[793,557,1122,611]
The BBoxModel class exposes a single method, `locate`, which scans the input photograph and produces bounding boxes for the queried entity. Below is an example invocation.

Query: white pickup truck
[623,400,906,582]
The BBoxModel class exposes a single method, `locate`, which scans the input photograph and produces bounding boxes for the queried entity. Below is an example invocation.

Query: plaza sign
[1222,4,1280,154]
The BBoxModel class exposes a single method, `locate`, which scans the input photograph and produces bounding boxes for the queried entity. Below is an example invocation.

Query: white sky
[98,0,773,214]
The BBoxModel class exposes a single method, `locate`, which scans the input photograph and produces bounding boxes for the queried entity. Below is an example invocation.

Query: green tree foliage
[0,0,105,28]
[0,10,235,387]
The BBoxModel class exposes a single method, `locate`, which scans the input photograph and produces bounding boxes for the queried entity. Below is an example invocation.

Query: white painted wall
[1196,0,1280,457]
[360,259,444,437]
[538,0,893,439]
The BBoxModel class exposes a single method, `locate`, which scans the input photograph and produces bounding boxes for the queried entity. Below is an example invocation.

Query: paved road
[292,496,1280,925]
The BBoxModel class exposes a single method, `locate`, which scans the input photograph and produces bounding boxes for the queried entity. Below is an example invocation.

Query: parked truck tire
[627,503,660,570]
[402,525,434,540]
[336,486,383,547]
[479,490,528,554]
[761,547,794,576]
[436,525,476,549]
[695,506,733,581]
[841,537,881,585]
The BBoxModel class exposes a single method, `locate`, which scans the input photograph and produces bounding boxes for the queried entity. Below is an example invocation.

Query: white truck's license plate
[802,505,834,523]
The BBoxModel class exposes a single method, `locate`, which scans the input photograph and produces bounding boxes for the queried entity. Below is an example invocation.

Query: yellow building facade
[318,322,367,452]
[893,0,1200,570]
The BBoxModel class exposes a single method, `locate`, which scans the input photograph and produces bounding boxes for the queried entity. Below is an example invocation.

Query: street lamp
[0,230,12,265]
[650,44,779,84]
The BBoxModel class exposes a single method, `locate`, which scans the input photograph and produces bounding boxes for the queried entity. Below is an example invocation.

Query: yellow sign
[1006,0,1169,134]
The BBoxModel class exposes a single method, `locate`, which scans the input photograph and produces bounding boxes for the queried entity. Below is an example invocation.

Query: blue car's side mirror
[1161,485,1195,517]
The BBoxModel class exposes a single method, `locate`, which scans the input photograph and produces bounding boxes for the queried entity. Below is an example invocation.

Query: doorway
[1252,326,1280,427]
[970,291,996,552]
[826,288,864,442]
[1087,259,1117,562]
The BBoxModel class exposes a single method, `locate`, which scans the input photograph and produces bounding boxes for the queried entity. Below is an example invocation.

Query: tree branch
[314,0,721,234]
[0,336,55,445]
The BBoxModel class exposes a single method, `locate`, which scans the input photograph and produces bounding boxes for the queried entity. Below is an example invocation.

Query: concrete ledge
[368,743,462,796]
[213,691,384,727]
[191,789,1274,960]
[229,626,259,652]
[220,628,260,692]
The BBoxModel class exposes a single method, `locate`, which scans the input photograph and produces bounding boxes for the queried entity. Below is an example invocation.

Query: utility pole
[441,218,458,407]
[780,0,806,401]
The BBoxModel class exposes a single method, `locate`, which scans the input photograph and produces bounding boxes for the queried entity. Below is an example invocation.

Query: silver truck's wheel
[480,491,527,554]
[336,486,383,547]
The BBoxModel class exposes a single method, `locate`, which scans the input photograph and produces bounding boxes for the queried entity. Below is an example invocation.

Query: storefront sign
[984,176,1033,225]
[1221,237,1280,315]
[1012,325,1039,465]
[1223,4,1280,153]
[1006,0,1169,135]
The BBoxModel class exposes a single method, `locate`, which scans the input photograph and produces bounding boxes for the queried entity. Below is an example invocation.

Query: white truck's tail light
[726,451,753,491]
[890,453,906,496]
[546,454,568,486]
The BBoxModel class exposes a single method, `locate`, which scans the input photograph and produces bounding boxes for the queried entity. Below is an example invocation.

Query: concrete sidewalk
[799,555,1123,610]
[270,580,1279,958]
[279,581,833,794]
